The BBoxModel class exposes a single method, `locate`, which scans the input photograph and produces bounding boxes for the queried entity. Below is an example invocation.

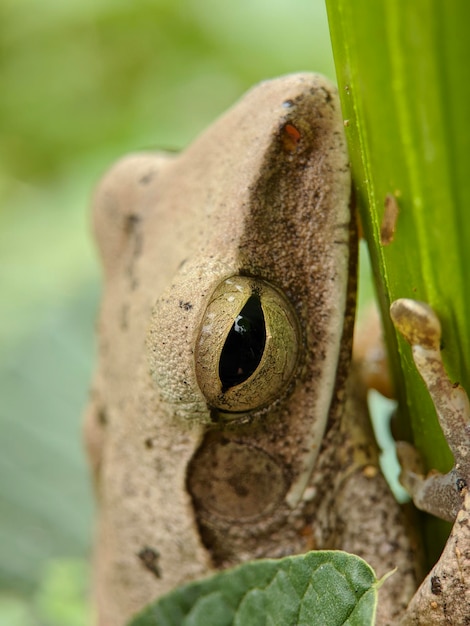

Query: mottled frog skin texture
[85,74,422,626]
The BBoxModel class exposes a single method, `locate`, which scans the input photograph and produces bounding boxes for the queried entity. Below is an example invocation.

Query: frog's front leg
[390,298,470,624]
[390,299,470,521]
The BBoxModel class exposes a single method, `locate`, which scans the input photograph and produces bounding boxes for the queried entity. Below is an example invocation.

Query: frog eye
[195,276,300,415]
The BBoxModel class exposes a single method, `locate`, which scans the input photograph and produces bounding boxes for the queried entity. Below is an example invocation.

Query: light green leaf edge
[127,551,378,626]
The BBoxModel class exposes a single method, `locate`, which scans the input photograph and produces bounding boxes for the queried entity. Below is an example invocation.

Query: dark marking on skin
[125,216,143,290]
[179,300,193,311]
[97,407,108,426]
[137,547,162,579]
[124,213,141,235]
[318,86,333,103]
[457,477,467,493]
[139,170,156,185]
[431,575,442,595]
[227,478,249,498]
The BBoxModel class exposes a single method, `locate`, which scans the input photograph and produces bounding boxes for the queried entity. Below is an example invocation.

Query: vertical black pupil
[219,294,266,392]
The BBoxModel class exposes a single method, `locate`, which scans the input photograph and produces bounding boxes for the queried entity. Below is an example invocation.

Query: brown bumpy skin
[85,74,420,625]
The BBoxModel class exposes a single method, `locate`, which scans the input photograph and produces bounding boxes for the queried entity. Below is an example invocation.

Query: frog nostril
[219,294,266,392]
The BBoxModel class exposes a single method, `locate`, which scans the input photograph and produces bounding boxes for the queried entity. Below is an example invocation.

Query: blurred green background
[0,0,335,622]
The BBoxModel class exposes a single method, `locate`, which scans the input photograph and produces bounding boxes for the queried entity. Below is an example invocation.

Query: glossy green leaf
[326,0,470,555]
[326,1,470,472]
[128,551,378,626]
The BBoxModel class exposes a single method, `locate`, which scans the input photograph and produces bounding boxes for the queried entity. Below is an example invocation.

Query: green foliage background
[0,0,335,622]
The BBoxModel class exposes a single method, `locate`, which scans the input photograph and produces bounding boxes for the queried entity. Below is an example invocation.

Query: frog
[84,73,468,626]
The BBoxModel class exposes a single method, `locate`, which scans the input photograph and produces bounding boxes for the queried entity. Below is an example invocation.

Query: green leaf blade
[128,551,377,626]
[325,0,470,559]
[325,0,470,476]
